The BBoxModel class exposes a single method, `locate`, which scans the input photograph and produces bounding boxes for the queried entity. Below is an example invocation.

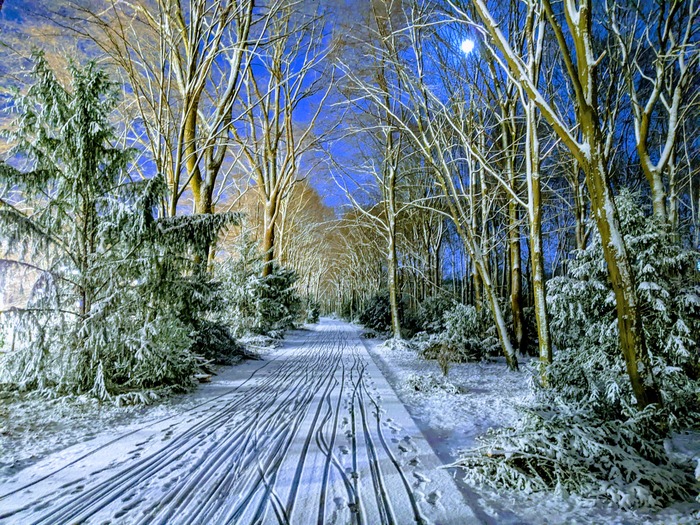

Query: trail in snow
[0,319,479,525]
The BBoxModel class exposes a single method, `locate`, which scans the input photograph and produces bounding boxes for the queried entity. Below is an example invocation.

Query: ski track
[0,319,479,525]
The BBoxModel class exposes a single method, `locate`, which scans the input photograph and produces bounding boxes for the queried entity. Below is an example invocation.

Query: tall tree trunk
[586,145,662,406]
[261,199,276,277]
[387,219,402,338]
[509,200,526,354]
[525,100,552,380]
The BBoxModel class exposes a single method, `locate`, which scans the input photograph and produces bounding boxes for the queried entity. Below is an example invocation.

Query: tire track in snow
[0,320,479,524]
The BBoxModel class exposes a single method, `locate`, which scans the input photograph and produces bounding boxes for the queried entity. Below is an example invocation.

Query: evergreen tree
[0,55,240,403]
[216,232,302,337]
[457,191,700,508]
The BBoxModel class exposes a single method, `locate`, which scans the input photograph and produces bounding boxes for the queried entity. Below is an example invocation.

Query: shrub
[417,303,494,374]
[457,191,700,507]
[217,236,302,337]
[358,292,392,333]
[304,300,320,324]
[416,295,456,333]
[403,372,463,395]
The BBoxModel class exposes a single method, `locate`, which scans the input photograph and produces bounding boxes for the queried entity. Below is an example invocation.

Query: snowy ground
[1,318,697,524]
[0,319,475,524]
[364,335,700,525]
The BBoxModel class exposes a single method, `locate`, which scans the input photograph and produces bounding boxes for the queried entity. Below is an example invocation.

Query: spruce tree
[0,54,240,403]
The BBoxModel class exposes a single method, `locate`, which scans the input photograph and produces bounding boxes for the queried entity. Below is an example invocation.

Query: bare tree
[463,0,662,406]
[65,0,259,221]
[233,4,332,277]
[344,1,520,368]
[610,0,700,224]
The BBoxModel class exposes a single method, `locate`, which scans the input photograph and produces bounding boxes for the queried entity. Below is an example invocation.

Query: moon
[460,38,475,55]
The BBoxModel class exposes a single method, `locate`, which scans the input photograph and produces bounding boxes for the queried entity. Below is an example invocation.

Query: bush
[404,372,463,395]
[254,266,302,333]
[546,190,700,423]
[460,402,696,508]
[217,236,302,337]
[304,300,320,324]
[416,295,455,333]
[358,292,392,333]
[417,303,495,374]
[457,191,700,508]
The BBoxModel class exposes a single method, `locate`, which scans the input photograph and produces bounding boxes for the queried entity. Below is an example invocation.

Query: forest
[0,0,699,523]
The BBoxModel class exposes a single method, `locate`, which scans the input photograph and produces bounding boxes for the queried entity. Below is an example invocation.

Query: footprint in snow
[413,471,431,487]
[426,491,441,505]
[338,445,349,455]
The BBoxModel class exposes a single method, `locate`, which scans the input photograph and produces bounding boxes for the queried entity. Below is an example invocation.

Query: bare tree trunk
[388,215,402,339]
[509,173,526,355]
[261,199,276,277]
[523,5,552,379]
[470,0,660,406]
[525,100,552,377]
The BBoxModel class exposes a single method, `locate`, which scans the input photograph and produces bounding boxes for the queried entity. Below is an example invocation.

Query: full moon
[460,38,475,55]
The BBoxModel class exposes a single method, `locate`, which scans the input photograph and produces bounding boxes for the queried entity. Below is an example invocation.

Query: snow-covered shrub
[443,303,484,360]
[358,292,392,333]
[458,191,700,508]
[304,300,320,324]
[0,56,240,403]
[217,235,302,336]
[459,402,696,508]
[254,265,302,333]
[546,190,700,424]
[404,372,463,395]
[416,295,456,333]
[419,303,490,372]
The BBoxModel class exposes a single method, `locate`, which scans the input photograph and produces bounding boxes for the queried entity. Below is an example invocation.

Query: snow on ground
[0,319,477,524]
[0,391,197,478]
[1,320,697,524]
[0,337,278,480]
[364,335,700,525]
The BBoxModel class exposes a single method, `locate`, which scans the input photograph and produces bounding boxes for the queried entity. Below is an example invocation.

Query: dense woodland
[0,0,699,511]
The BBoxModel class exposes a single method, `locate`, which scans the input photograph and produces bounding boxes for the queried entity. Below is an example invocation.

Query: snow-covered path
[0,319,478,524]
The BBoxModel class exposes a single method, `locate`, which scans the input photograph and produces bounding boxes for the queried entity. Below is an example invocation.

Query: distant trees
[233,4,332,277]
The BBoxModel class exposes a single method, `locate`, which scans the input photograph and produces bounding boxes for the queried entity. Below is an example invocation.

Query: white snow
[1,319,697,524]
[0,319,478,524]
[363,335,700,525]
